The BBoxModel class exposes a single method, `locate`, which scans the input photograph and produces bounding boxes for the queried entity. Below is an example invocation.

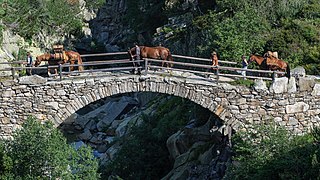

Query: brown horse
[34,53,64,76]
[128,46,174,68]
[34,51,84,76]
[248,54,268,70]
[249,54,290,78]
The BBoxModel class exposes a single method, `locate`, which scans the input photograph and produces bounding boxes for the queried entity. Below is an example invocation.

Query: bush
[0,117,99,179]
[225,125,320,179]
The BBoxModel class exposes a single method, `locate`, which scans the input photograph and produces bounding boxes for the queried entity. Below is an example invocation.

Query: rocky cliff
[82,0,207,54]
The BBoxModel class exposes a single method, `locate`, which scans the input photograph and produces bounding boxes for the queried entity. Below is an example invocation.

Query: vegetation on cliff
[0,0,104,44]
[140,0,320,75]
[190,0,320,74]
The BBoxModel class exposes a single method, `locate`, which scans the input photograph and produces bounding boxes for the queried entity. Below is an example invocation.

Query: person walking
[26,52,33,75]
[241,54,248,79]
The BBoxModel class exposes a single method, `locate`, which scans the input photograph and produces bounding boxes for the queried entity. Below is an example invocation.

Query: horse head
[128,47,136,61]
[34,56,42,67]
[248,55,255,63]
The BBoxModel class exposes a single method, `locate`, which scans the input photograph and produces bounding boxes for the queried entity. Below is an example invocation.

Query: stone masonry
[0,73,319,139]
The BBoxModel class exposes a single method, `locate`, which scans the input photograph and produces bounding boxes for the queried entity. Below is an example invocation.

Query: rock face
[60,92,154,166]
[1,0,202,61]
[0,30,22,76]
[88,0,129,52]
[164,116,232,180]
[84,0,202,53]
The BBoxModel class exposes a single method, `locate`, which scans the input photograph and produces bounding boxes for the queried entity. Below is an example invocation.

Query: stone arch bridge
[0,73,319,139]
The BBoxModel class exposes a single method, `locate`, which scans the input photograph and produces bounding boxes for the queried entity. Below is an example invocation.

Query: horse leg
[48,68,51,77]
[70,60,75,72]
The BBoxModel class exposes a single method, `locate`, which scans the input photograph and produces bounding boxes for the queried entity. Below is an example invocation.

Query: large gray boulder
[311,83,320,96]
[269,77,288,93]
[298,76,315,91]
[291,66,306,78]
[287,77,297,93]
[18,75,47,85]
[253,78,268,91]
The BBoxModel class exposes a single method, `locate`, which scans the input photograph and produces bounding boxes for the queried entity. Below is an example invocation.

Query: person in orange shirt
[211,51,218,66]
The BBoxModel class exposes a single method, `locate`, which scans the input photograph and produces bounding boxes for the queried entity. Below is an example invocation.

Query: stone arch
[53,78,237,130]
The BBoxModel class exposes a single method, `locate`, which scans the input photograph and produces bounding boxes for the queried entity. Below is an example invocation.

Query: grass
[229,78,255,88]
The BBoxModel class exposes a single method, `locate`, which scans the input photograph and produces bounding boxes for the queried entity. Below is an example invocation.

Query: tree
[194,9,269,61]
[2,116,99,179]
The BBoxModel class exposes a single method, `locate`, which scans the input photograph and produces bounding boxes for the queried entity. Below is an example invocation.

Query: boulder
[253,78,267,91]
[312,84,320,96]
[269,77,288,93]
[287,77,297,93]
[298,76,315,91]
[291,66,306,78]
[18,75,47,85]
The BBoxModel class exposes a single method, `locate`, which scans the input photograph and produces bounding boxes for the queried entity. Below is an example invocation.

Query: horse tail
[286,63,290,79]
[78,54,84,71]
[167,49,174,68]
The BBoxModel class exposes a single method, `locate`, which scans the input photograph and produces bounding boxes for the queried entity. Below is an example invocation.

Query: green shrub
[0,117,99,179]
[225,125,320,180]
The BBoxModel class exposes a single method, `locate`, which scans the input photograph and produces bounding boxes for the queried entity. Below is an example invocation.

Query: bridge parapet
[0,73,319,139]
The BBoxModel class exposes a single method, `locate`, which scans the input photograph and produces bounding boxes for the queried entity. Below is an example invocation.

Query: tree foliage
[0,0,84,41]
[192,0,320,74]
[0,117,99,179]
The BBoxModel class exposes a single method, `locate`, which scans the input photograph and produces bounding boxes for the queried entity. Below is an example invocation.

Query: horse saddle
[266,57,278,66]
[53,52,67,61]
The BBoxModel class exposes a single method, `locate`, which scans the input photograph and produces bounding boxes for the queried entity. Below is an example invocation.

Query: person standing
[210,50,219,76]
[241,54,248,79]
[211,51,218,67]
[131,42,141,75]
[26,52,33,75]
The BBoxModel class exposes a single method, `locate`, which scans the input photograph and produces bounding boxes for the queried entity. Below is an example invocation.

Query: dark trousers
[26,64,32,75]
[132,58,141,74]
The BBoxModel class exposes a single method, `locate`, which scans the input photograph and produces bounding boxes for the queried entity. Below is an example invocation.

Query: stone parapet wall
[0,74,319,139]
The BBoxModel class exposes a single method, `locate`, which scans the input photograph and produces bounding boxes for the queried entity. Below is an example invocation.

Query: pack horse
[34,45,84,76]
